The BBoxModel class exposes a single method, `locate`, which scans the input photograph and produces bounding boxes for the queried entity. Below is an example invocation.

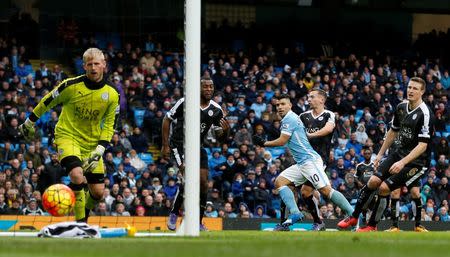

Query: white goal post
[183,0,201,236]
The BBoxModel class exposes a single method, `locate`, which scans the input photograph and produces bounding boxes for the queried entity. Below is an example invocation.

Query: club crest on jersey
[412,114,417,120]
[318,116,324,121]
[208,110,213,116]
[101,92,109,101]
[408,168,418,176]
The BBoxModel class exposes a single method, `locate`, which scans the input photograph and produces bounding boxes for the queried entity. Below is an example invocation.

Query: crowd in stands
[0,24,449,222]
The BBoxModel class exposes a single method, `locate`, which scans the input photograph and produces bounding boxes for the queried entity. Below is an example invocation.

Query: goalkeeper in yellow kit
[19,48,120,222]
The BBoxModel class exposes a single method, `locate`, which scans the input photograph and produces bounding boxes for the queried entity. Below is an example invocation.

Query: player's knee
[274,177,286,189]
[69,167,84,184]
[367,177,381,189]
[90,189,104,200]
[301,186,313,199]
[391,189,401,198]
[318,185,331,197]
[378,183,391,196]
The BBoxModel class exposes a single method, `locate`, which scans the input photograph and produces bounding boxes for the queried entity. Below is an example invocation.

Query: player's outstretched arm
[19,79,72,142]
[258,133,290,147]
[161,116,172,159]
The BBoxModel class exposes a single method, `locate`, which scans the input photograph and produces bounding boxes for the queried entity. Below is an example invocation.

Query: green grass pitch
[0,231,449,257]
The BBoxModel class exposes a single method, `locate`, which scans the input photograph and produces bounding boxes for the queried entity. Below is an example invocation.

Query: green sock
[330,189,354,216]
[85,190,100,210]
[73,188,85,221]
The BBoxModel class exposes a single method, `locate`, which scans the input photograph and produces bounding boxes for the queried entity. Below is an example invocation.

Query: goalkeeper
[19,48,120,222]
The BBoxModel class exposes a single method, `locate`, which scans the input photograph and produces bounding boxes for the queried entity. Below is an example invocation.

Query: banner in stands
[2,216,450,231]
[0,216,222,231]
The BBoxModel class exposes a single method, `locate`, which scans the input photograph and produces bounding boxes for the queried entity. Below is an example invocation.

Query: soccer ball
[42,184,76,217]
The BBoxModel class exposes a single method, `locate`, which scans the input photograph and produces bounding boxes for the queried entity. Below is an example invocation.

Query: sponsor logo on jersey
[200,123,206,133]
[282,123,289,130]
[75,103,101,121]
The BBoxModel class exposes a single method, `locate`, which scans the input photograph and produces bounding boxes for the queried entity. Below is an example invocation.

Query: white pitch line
[0,232,178,237]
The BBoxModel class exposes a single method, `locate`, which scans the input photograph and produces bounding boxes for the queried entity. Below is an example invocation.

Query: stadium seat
[430,159,437,167]
[274,67,283,74]
[355,109,364,122]
[442,132,449,138]
[446,124,450,132]
[139,152,154,165]
[113,157,122,168]
[133,109,146,128]
[435,132,442,137]
[41,137,49,148]
[228,148,238,154]
[164,55,173,64]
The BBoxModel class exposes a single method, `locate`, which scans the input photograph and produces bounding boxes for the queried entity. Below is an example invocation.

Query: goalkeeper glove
[252,135,266,147]
[82,145,105,173]
[19,118,35,142]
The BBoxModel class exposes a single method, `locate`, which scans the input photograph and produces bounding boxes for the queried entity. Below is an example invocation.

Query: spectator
[22,198,44,215]
[111,202,131,216]
[253,205,270,218]
[204,201,218,218]
[128,127,149,153]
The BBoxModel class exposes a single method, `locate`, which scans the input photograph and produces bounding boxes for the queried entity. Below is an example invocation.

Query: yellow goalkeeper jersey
[31,75,120,148]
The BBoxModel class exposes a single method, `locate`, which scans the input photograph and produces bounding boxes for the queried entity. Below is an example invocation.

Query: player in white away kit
[253,94,353,230]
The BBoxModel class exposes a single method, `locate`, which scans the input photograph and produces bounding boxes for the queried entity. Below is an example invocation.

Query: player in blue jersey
[253,94,353,230]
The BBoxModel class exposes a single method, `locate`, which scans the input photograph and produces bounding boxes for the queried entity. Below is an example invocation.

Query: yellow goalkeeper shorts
[55,137,104,174]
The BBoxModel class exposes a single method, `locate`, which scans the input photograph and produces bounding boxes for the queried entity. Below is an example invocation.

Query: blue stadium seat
[139,153,154,165]
[134,109,146,128]
[10,144,18,152]
[204,148,211,156]
[446,124,450,132]
[435,132,442,137]
[274,67,283,74]
[228,148,238,154]
[41,137,49,148]
[442,132,450,138]
[0,143,4,149]
[113,157,122,168]
[164,55,173,64]
[430,159,437,167]
[355,109,364,122]
[211,147,221,154]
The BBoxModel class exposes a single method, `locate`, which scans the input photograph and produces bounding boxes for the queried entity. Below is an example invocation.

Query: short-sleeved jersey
[299,109,335,161]
[390,101,434,166]
[166,97,223,148]
[280,110,321,164]
[32,75,120,149]
[355,161,375,185]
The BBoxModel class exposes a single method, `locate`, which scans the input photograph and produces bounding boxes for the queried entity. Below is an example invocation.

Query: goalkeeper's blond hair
[83,48,105,63]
